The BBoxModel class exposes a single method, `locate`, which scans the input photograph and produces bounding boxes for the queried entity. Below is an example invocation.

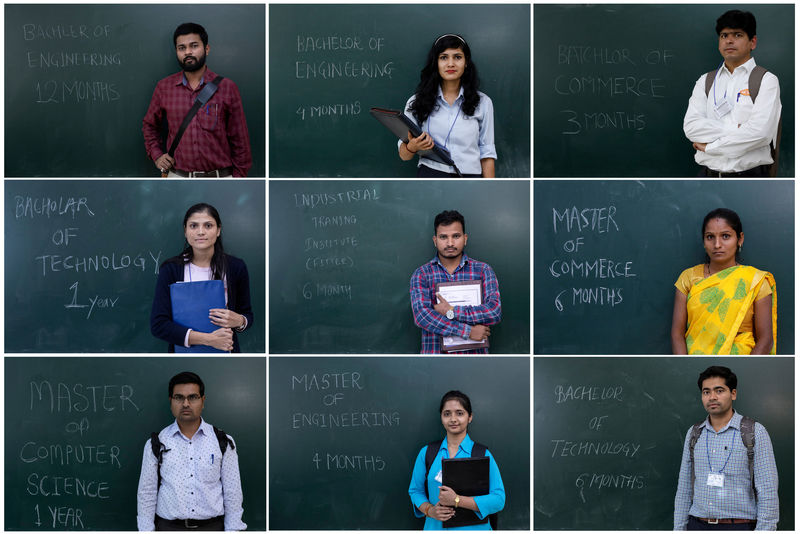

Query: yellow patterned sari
[685,265,776,355]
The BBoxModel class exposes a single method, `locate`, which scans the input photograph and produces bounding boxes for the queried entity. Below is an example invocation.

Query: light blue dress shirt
[409,433,505,530]
[136,419,247,531]
[673,412,779,530]
[401,87,496,175]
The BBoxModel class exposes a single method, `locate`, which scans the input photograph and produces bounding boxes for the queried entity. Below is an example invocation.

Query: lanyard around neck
[706,426,737,474]
[427,100,462,149]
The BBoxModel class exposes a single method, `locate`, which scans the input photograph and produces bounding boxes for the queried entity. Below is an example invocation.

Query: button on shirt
[410,254,501,354]
[136,419,247,531]
[400,87,496,175]
[683,58,781,173]
[142,68,252,176]
[408,433,505,530]
[673,412,779,530]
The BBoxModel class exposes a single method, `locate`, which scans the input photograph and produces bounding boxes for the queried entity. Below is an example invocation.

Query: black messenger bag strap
[166,75,225,159]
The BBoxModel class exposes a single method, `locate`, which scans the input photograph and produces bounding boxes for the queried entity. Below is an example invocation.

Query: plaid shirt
[142,68,252,176]
[409,254,501,354]
[674,412,779,530]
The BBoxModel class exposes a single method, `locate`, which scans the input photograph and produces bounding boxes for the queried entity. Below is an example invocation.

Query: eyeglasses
[171,394,202,403]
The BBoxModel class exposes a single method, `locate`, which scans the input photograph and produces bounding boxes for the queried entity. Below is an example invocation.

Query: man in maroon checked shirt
[142,22,251,177]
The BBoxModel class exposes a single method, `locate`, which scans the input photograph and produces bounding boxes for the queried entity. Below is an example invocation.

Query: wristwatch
[454,495,460,508]
[446,308,455,320]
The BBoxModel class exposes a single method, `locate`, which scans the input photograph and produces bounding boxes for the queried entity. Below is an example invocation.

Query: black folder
[441,456,490,528]
[369,107,457,168]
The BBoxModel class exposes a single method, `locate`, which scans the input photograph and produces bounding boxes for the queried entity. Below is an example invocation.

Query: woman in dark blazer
[151,203,253,352]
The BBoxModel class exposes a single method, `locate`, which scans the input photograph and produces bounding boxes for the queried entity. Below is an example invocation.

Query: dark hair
[434,210,465,234]
[697,366,737,392]
[174,22,208,47]
[409,34,481,125]
[716,10,756,39]
[164,203,228,282]
[439,390,472,415]
[701,208,743,264]
[169,371,205,397]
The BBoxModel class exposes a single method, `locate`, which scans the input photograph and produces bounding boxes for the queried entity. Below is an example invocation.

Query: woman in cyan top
[408,390,505,530]
[398,34,496,177]
[150,203,253,352]
[671,208,776,355]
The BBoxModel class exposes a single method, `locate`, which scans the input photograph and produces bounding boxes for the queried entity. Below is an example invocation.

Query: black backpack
[150,426,235,490]
[423,440,499,530]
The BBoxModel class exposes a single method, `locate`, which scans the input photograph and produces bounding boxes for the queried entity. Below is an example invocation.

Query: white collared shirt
[400,86,496,175]
[136,419,247,531]
[683,57,781,173]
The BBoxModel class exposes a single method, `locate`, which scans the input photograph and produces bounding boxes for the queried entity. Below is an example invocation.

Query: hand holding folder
[441,456,490,528]
[170,279,227,353]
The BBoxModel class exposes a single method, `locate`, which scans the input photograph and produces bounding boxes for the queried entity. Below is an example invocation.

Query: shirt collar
[438,433,475,456]
[437,84,464,105]
[173,67,216,87]
[722,57,756,77]
[702,411,742,433]
[430,253,470,272]
[168,417,210,440]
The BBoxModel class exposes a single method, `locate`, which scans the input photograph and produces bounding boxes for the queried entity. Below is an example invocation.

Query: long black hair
[408,34,481,126]
[701,207,743,265]
[164,203,228,281]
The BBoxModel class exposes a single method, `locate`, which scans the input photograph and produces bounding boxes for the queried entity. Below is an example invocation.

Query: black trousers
[417,164,481,178]
[155,515,225,531]
[698,165,770,177]
[687,516,757,531]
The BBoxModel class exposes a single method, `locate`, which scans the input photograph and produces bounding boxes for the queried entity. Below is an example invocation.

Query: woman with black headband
[398,34,496,177]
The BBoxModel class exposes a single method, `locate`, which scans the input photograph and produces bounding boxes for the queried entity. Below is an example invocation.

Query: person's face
[701,377,737,417]
[441,399,472,436]
[703,218,742,266]
[170,383,205,424]
[176,33,209,72]
[433,221,467,260]
[184,211,220,253]
[718,27,756,68]
[437,47,466,82]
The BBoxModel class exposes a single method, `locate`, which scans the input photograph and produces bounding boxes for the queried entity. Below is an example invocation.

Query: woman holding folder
[398,34,496,177]
[408,391,505,530]
[150,203,253,352]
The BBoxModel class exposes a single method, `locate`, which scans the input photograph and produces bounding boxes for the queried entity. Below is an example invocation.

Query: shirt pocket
[197,102,223,131]
[199,460,222,483]
[732,93,754,125]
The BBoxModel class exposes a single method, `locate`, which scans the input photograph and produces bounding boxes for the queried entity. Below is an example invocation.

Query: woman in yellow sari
[671,208,776,355]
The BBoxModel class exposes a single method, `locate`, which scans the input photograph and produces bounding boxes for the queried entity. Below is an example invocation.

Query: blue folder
[170,279,226,353]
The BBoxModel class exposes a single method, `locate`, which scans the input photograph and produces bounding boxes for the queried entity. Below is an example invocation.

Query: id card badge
[714,99,733,118]
[434,469,443,484]
[707,473,725,487]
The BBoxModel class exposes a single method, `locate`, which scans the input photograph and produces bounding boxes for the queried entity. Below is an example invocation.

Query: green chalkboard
[5,180,265,353]
[534,4,794,177]
[4,356,266,531]
[534,180,794,354]
[269,4,530,177]
[534,357,794,530]
[269,180,530,353]
[269,356,530,530]
[4,4,265,177]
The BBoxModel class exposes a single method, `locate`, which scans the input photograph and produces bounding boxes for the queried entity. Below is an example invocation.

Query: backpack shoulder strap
[423,441,440,503]
[688,421,705,496]
[704,70,716,97]
[166,74,225,158]
[748,65,768,103]
[469,441,497,530]
[739,416,757,496]
[150,432,170,490]
[213,425,235,455]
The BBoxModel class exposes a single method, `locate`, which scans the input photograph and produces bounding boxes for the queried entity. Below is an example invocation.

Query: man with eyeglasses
[683,10,782,177]
[136,371,246,531]
[673,366,778,530]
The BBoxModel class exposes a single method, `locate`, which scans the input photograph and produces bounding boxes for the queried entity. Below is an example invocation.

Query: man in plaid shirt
[409,210,501,354]
[674,366,779,530]
[142,23,251,177]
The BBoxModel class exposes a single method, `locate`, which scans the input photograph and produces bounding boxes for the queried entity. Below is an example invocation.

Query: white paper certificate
[436,280,488,352]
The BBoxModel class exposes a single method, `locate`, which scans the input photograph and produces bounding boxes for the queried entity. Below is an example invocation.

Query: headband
[434,33,466,46]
